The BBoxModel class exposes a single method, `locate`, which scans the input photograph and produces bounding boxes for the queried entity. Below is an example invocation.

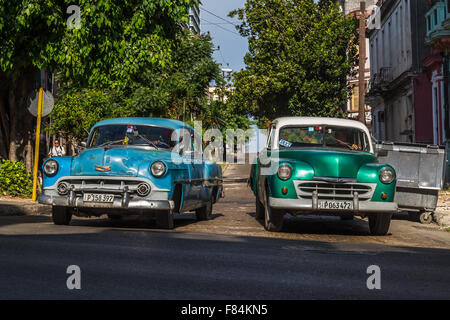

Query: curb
[0,201,51,217]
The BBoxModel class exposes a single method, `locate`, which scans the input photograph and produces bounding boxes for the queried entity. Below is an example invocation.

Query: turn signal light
[381,193,388,200]
[282,187,288,195]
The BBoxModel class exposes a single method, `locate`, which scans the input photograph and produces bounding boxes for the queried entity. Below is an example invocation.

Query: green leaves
[0,160,32,197]
[230,0,358,121]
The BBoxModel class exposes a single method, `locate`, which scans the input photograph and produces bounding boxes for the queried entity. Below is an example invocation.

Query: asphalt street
[0,164,449,299]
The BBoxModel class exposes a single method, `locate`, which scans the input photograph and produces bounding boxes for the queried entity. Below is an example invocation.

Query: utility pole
[358,1,366,125]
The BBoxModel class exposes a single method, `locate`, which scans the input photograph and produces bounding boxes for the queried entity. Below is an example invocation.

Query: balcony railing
[426,1,448,37]
[368,67,392,94]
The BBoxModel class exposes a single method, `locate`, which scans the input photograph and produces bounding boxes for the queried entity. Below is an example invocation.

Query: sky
[200,0,248,74]
[200,1,267,148]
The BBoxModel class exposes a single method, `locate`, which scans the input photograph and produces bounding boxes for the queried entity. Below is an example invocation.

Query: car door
[180,129,204,211]
[257,124,276,202]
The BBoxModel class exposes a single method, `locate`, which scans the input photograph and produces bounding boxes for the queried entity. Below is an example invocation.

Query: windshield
[278,125,370,152]
[88,125,175,150]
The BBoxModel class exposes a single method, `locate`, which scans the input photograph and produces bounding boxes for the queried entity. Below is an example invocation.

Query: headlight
[379,167,395,184]
[277,164,292,180]
[150,161,166,177]
[44,159,58,176]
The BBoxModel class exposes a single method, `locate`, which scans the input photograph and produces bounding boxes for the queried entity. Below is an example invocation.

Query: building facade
[338,0,377,124]
[188,6,200,35]
[424,0,450,146]
[367,0,431,143]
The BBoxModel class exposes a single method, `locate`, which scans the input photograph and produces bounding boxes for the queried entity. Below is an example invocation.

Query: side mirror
[81,141,87,147]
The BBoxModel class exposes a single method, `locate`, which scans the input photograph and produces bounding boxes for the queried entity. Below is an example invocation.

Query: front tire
[156,210,174,229]
[196,198,213,221]
[368,214,392,236]
[255,197,264,220]
[52,206,72,225]
[263,189,284,232]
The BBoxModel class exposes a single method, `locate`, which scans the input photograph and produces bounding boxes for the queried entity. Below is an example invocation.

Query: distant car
[249,117,397,235]
[39,118,223,229]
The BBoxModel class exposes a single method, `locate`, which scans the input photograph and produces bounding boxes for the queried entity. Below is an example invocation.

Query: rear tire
[255,197,264,220]
[52,206,72,225]
[196,198,213,221]
[263,189,284,232]
[156,210,174,229]
[368,214,392,236]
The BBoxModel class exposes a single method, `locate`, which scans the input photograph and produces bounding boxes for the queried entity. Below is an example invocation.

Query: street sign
[27,89,54,117]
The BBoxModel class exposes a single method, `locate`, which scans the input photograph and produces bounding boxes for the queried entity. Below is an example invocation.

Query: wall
[413,73,434,144]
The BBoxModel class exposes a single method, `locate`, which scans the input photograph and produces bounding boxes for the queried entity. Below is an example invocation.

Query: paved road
[0,164,449,299]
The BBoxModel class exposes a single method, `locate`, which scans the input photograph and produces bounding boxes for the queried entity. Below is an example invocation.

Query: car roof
[272,117,370,132]
[92,118,194,131]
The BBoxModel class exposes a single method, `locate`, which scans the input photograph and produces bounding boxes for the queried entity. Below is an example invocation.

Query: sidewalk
[435,191,450,227]
[0,198,50,216]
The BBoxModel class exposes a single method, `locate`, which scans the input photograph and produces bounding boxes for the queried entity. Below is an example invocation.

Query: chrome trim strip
[269,197,398,213]
[39,195,174,210]
[44,175,170,192]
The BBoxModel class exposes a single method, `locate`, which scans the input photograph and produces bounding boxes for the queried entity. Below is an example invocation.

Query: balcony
[368,67,392,95]
[426,1,450,51]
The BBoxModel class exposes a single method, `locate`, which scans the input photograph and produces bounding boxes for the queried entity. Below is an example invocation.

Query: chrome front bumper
[269,197,398,213]
[39,194,174,211]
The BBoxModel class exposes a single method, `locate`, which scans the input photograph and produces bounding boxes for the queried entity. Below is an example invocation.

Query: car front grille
[296,181,375,200]
[57,177,150,195]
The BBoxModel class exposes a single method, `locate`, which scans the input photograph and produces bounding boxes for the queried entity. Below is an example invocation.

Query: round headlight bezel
[150,161,167,178]
[277,164,293,181]
[43,159,59,177]
[379,167,395,184]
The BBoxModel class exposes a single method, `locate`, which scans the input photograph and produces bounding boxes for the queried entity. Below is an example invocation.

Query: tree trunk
[7,67,37,165]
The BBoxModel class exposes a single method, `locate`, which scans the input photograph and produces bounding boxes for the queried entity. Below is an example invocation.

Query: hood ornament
[95,165,111,172]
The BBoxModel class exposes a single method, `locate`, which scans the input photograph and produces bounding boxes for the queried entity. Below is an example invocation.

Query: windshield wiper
[136,134,159,150]
[97,139,126,148]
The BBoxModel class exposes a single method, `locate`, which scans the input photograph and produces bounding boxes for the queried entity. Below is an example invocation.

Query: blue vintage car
[39,118,223,229]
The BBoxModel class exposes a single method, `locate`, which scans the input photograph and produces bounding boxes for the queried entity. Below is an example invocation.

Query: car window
[278,125,370,152]
[88,125,175,149]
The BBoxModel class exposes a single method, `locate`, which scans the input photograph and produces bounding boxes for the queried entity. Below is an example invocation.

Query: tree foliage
[49,32,223,141]
[229,0,358,123]
[0,0,210,160]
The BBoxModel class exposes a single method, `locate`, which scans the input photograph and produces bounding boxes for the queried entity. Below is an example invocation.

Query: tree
[229,0,358,124]
[0,0,199,162]
[48,32,223,143]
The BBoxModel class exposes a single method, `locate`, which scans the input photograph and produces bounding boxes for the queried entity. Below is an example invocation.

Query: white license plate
[318,200,353,210]
[83,193,115,203]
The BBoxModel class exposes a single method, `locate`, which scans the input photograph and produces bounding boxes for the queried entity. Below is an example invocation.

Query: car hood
[71,147,176,176]
[277,148,377,178]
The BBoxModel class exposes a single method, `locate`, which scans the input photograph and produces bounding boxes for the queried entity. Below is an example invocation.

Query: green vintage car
[249,117,397,235]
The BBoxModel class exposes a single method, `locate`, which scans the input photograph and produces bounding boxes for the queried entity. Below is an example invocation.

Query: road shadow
[0,224,449,299]
[246,211,387,236]
[68,212,224,230]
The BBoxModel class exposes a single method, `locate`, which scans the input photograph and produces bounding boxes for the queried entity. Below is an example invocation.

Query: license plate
[318,200,353,210]
[83,193,115,203]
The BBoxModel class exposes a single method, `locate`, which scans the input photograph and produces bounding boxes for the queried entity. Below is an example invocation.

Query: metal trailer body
[375,142,446,224]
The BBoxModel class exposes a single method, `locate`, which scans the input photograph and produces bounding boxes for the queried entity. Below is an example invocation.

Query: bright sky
[200,0,248,73]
